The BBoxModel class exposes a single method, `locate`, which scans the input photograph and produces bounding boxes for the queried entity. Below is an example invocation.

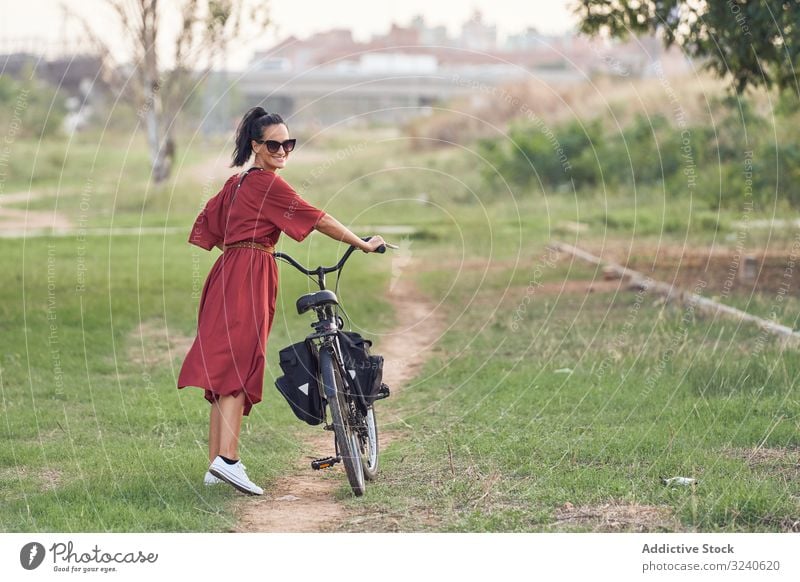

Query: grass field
[1,129,798,532]
[345,251,799,532]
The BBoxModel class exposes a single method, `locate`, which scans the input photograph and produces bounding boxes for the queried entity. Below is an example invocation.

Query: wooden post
[740,255,758,283]
[549,241,800,345]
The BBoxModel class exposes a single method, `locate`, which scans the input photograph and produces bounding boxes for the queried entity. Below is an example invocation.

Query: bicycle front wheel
[320,345,365,496]
[362,406,379,480]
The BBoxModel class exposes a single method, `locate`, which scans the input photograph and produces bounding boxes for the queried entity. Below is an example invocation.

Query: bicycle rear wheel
[320,345,365,496]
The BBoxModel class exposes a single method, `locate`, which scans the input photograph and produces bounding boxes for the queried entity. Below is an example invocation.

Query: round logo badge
[20,542,46,570]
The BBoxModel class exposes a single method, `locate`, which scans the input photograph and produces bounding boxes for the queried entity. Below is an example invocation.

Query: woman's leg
[216,391,246,460]
[208,400,222,463]
[208,391,261,494]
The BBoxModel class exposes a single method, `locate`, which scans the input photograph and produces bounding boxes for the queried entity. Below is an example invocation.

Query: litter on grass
[661,476,697,487]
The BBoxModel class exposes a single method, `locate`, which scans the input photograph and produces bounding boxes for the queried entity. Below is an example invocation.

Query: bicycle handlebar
[275,237,386,277]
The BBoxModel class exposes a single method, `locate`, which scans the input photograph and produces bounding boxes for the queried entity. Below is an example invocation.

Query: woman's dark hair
[230,106,286,167]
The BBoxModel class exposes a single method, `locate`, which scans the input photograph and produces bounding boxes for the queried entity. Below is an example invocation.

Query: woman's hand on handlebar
[316,215,387,253]
[361,235,386,253]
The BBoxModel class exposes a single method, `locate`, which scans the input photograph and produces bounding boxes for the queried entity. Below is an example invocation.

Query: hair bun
[246,106,267,119]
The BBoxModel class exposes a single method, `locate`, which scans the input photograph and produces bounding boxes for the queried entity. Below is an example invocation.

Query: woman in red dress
[178,107,385,495]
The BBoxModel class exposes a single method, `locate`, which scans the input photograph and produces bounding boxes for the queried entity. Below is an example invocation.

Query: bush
[480,96,800,209]
[0,73,66,139]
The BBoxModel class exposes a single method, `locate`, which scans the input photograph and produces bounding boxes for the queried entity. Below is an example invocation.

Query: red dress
[177,169,326,415]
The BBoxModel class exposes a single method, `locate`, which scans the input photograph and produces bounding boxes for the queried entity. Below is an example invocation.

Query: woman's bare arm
[315,214,385,252]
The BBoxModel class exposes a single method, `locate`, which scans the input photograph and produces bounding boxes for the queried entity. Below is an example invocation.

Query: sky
[0,0,579,67]
[267,0,578,42]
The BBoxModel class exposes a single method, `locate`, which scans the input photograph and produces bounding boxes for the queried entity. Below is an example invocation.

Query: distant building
[383,23,420,46]
[411,15,450,46]
[206,13,690,130]
[506,27,549,52]
[460,10,497,52]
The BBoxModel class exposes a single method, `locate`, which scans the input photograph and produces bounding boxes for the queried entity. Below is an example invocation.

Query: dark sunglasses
[254,138,296,154]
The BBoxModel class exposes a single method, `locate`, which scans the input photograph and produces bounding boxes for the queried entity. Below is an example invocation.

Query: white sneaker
[209,456,263,495]
[204,463,246,486]
[204,471,222,486]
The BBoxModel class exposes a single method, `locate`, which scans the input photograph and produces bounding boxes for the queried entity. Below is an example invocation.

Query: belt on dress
[223,241,275,254]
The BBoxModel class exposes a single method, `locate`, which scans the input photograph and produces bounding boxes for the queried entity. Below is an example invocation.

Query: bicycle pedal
[374,383,391,400]
[311,456,340,470]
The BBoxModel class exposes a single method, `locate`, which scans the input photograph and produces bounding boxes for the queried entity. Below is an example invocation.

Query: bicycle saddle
[296,290,339,314]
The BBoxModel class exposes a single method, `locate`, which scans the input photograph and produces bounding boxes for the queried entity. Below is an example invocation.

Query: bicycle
[275,237,393,496]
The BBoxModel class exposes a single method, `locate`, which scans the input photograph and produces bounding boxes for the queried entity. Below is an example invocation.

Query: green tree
[574,0,800,94]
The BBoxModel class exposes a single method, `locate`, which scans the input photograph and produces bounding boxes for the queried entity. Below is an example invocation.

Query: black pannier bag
[274,341,324,425]
[338,331,384,411]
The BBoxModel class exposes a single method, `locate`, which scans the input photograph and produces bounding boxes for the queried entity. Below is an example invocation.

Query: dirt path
[0,189,72,236]
[234,260,446,532]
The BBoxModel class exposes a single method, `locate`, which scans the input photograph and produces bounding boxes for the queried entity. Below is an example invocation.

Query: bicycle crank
[311,456,341,470]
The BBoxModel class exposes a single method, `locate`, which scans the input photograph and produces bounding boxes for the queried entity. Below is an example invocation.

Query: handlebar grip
[360,236,386,254]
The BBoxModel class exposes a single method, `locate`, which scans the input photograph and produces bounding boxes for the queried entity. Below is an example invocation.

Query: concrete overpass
[213,66,582,129]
